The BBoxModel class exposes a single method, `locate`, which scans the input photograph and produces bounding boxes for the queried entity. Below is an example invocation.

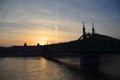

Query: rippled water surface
[0,57,80,80]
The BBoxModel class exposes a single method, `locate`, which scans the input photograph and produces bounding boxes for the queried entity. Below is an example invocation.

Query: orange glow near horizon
[0,19,81,47]
[22,37,48,46]
[37,37,48,45]
[26,36,57,46]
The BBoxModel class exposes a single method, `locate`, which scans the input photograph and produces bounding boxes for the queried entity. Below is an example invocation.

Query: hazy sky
[0,0,120,46]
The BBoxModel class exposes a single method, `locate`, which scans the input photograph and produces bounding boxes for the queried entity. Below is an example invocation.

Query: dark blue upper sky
[0,0,120,46]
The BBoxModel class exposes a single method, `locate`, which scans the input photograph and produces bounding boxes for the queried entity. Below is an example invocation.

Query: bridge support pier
[80,53,100,70]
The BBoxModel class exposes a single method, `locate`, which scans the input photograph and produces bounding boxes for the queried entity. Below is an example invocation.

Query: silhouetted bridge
[42,33,120,69]
[44,49,120,58]
[43,47,120,68]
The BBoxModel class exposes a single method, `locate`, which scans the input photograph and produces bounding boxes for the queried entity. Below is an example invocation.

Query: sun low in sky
[0,0,120,47]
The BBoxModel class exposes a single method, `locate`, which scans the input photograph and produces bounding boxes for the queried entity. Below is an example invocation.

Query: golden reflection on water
[40,57,47,70]
[39,57,48,80]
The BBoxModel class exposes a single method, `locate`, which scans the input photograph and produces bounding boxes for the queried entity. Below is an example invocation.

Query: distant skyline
[0,0,120,47]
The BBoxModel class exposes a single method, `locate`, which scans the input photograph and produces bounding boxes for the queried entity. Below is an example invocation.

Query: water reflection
[0,57,80,80]
[1,57,116,80]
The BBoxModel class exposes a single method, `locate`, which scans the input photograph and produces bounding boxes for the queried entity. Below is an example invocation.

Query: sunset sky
[0,0,120,47]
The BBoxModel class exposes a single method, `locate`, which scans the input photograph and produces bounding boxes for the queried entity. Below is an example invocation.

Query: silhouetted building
[24,43,27,47]
[37,43,40,47]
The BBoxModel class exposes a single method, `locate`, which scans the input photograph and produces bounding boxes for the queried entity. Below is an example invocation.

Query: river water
[0,55,120,80]
[0,57,80,80]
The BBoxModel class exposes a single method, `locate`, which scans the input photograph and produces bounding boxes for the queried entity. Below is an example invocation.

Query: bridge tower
[83,22,86,39]
[92,23,95,35]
